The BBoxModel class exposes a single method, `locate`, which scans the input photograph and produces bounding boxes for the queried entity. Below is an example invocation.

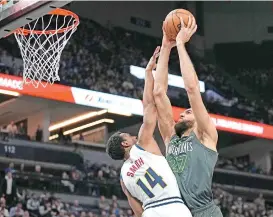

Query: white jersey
[121,145,191,216]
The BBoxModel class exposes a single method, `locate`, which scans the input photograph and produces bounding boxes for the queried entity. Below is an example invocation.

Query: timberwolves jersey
[166,131,218,211]
[121,145,187,213]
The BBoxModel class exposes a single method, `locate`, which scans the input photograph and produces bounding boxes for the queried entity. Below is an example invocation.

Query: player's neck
[180,128,192,137]
[124,146,132,160]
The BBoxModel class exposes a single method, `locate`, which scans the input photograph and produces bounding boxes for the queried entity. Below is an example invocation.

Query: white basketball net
[14,10,79,88]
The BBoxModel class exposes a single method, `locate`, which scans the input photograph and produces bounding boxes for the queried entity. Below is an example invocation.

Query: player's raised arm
[176,16,218,149]
[153,26,176,145]
[137,47,161,155]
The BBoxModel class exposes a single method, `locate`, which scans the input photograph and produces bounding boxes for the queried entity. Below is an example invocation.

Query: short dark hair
[106,132,125,160]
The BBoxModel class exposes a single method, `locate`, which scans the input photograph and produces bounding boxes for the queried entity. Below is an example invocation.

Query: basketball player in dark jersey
[152,16,223,217]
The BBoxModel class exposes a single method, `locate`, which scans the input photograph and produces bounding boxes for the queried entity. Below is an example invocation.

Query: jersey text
[127,157,144,177]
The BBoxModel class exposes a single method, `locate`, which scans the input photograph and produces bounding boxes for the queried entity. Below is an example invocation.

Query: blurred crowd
[1,163,132,217]
[216,156,264,175]
[213,185,273,217]
[1,161,273,217]
[0,17,272,124]
[0,189,134,217]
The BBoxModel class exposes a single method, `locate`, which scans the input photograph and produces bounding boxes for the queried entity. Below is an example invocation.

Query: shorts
[143,202,192,217]
[192,203,223,217]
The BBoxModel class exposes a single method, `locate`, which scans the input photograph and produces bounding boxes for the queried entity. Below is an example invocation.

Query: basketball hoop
[13,8,79,88]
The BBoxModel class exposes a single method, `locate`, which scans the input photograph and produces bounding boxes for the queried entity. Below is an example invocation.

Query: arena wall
[70,1,176,37]
[204,2,273,49]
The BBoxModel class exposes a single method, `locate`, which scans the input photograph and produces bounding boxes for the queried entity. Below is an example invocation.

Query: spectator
[5,163,15,174]
[80,211,86,217]
[100,210,107,217]
[34,165,42,175]
[70,200,83,215]
[26,194,39,215]
[111,202,120,216]
[126,209,133,217]
[7,121,17,138]
[2,170,16,207]
[39,201,51,217]
[254,193,265,210]
[35,125,43,142]
[61,172,74,193]
[58,128,64,143]
[87,212,93,217]
[17,123,26,135]
[97,196,110,212]
[19,164,24,173]
[71,167,81,181]
[10,203,24,217]
[97,171,105,182]
[0,198,9,217]
[23,211,29,217]
[59,210,65,217]
[79,133,84,141]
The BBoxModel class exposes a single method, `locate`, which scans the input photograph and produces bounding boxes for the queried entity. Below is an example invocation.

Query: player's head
[174,108,195,136]
[106,132,137,160]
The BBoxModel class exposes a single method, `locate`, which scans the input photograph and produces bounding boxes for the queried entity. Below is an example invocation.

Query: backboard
[0,0,73,39]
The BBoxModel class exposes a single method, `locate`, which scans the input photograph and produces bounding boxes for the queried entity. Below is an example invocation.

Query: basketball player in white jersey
[106,47,192,217]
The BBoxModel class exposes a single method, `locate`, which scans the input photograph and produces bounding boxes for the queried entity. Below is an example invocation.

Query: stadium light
[130,65,205,92]
[49,109,107,131]
[48,118,114,140]
[0,88,20,96]
[108,109,132,116]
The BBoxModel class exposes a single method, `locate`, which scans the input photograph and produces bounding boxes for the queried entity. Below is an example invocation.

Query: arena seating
[0,136,272,217]
[0,15,273,217]
[1,158,273,217]
[0,17,272,125]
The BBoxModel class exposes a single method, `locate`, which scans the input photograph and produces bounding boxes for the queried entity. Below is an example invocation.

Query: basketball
[163,9,194,40]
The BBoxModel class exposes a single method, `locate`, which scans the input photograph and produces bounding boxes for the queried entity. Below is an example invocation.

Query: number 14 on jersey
[136,167,167,198]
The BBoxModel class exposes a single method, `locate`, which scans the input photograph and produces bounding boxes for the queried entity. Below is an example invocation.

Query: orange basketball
[163,9,194,40]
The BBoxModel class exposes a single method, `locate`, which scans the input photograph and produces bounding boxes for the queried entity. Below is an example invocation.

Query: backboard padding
[0,0,73,38]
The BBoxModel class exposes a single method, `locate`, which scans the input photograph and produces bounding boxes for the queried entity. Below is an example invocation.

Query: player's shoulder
[132,144,164,158]
[130,144,149,156]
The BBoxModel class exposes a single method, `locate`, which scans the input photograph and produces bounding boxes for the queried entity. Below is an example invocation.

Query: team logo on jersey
[167,138,193,156]
[166,137,193,173]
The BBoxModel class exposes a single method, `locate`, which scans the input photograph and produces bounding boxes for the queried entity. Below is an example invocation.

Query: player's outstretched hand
[145,46,160,72]
[176,15,197,45]
[162,22,176,49]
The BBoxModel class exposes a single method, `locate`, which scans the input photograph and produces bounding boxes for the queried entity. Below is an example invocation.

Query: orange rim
[14,8,79,36]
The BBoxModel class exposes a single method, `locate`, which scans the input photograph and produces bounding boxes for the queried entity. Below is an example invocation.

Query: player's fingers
[192,24,197,34]
[151,48,157,59]
[162,21,166,33]
[155,52,160,59]
[153,46,160,57]
[191,16,196,30]
[187,15,192,28]
[179,17,185,29]
[155,46,160,54]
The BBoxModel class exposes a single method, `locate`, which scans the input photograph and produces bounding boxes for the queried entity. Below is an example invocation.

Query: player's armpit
[153,87,175,145]
[187,87,218,147]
